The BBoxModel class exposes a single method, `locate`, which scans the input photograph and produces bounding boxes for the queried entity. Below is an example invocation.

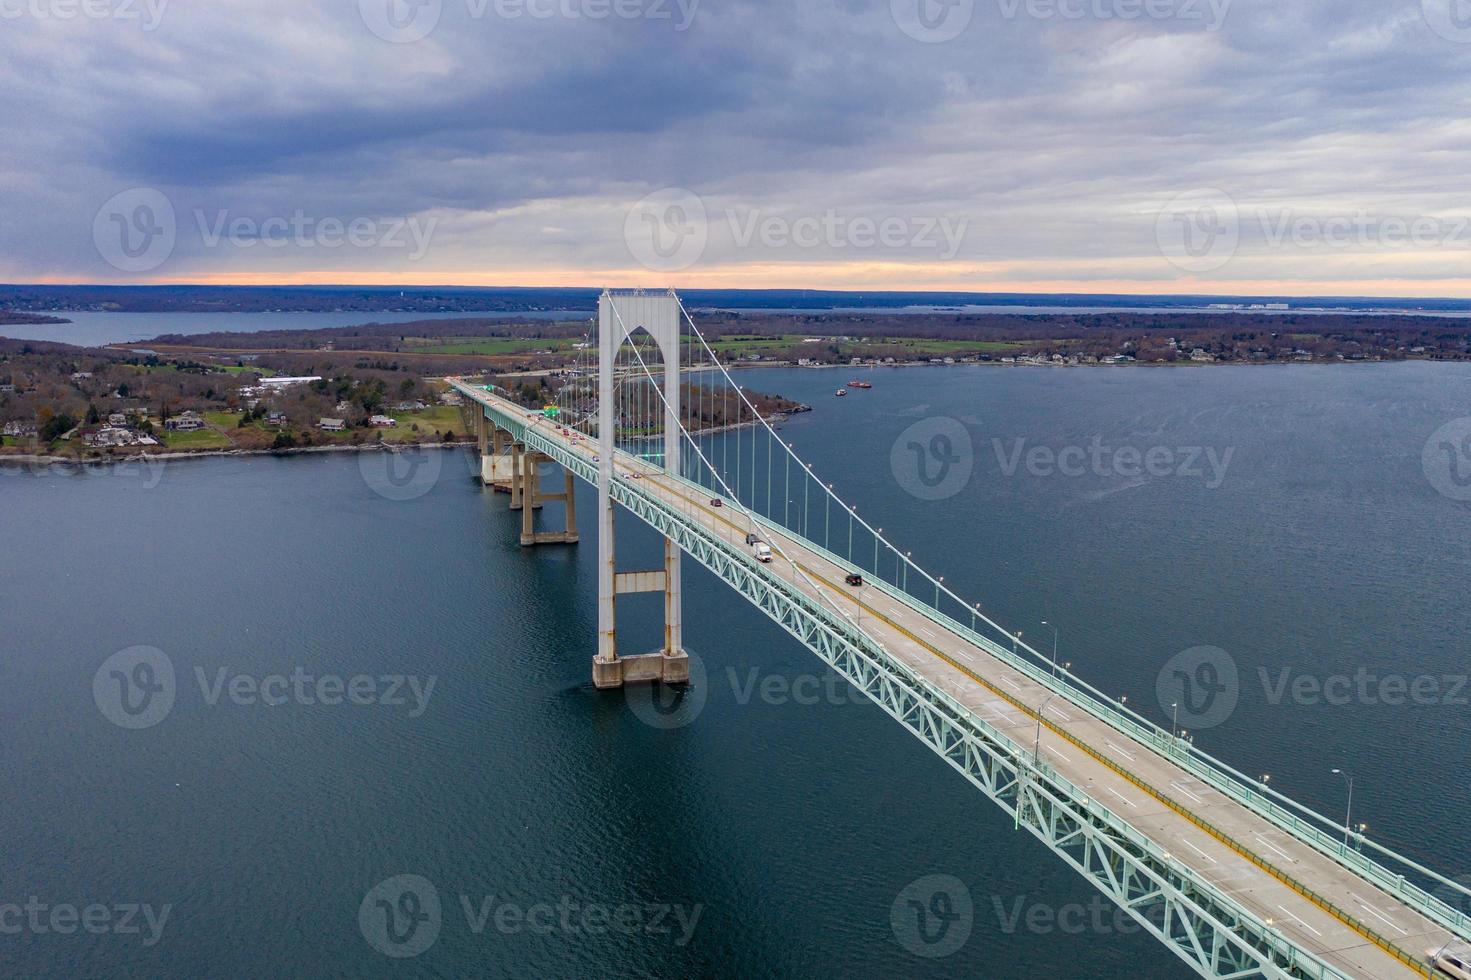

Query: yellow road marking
[477,388,1436,977]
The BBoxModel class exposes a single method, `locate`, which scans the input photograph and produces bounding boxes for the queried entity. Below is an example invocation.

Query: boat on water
[835,388,847,397]
[847,379,872,389]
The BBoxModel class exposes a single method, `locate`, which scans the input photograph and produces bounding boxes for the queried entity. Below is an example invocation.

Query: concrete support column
[562,467,577,532]
[521,451,536,544]
[509,442,524,510]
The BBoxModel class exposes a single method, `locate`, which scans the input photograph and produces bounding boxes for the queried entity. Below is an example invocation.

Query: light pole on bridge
[1040,620,1059,679]
[1332,768,1355,850]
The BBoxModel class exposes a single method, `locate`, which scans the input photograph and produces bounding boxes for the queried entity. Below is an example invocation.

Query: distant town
[4,305,1471,460]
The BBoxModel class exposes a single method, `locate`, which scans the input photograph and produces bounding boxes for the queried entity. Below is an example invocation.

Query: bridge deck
[466,385,1455,979]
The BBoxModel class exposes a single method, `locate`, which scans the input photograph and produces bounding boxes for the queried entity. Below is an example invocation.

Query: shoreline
[0,440,473,469]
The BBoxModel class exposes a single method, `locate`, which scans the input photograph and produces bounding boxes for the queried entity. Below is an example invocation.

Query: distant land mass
[0,310,69,325]
[6,284,1471,315]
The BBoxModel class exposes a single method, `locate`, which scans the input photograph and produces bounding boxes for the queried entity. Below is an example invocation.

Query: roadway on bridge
[492,391,1456,979]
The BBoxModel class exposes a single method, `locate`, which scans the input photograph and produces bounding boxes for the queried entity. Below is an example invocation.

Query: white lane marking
[1348,893,1410,936]
[1105,741,1137,762]
[918,626,937,639]
[1050,706,1074,722]
[1106,788,1136,808]
[1275,905,1323,938]
[1183,840,1217,864]
[953,651,975,663]
[999,677,1022,692]
[1253,835,1294,861]
[1046,746,1074,765]
[1170,781,1204,805]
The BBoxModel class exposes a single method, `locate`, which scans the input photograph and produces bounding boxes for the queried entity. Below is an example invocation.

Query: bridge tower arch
[593,288,689,689]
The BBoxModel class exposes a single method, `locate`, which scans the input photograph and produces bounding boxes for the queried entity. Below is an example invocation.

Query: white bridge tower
[592,288,689,689]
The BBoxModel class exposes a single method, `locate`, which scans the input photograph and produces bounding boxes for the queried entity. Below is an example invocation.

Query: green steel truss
[469,392,1350,980]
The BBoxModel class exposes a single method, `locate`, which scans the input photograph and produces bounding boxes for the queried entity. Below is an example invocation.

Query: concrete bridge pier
[479,424,513,486]
[520,452,578,547]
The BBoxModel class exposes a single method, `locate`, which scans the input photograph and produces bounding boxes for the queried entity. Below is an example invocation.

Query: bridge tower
[592,289,689,689]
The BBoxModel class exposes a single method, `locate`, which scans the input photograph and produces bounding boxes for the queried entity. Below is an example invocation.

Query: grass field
[413,338,579,355]
[381,406,466,441]
[216,363,278,376]
[162,427,233,450]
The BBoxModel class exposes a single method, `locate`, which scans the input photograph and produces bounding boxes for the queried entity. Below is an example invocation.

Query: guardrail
[695,476,1470,949]
[456,377,1467,957]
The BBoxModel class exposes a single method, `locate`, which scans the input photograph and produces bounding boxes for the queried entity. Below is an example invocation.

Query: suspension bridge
[449,288,1468,979]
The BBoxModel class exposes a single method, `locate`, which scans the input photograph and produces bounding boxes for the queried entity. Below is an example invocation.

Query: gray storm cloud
[2,0,1469,290]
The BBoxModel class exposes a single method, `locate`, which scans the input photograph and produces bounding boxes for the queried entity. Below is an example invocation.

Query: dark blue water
[4,362,1470,978]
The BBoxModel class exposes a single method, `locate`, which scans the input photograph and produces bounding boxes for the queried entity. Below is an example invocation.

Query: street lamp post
[1041,620,1059,678]
[1332,769,1355,849]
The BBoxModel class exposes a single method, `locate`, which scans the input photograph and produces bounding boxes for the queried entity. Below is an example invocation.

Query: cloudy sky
[3,0,1471,295]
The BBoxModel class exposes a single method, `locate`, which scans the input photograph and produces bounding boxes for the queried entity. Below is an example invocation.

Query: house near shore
[165,411,205,431]
[3,420,37,438]
[319,417,346,432]
[368,415,396,428]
